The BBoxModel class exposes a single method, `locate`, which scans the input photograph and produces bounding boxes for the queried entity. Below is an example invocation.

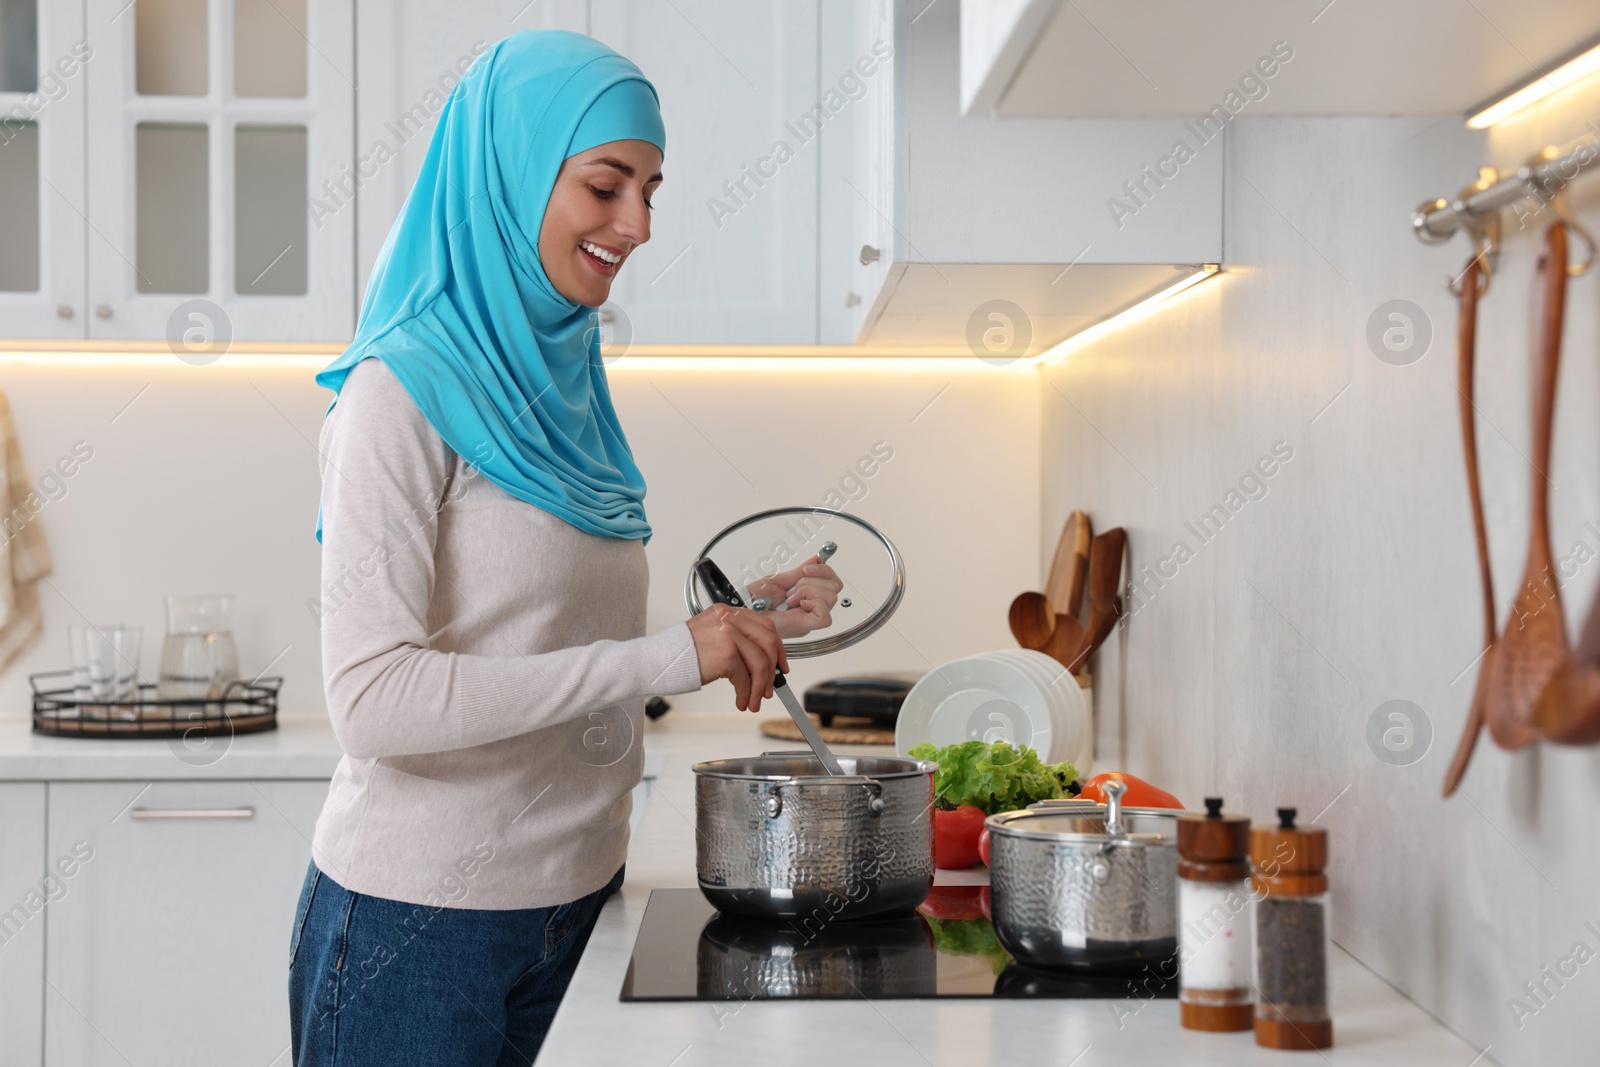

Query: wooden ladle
[1442,255,1496,796]
[1483,222,1569,751]
[1534,599,1600,744]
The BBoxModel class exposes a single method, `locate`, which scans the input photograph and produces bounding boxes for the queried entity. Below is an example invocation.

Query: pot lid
[985,806,1180,844]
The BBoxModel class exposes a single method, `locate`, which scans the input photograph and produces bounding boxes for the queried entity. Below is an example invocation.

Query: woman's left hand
[746,556,844,639]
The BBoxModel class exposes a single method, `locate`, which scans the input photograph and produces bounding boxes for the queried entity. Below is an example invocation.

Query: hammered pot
[692,753,937,921]
[986,794,1181,973]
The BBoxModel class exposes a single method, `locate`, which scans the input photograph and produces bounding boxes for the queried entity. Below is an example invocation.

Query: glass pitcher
[156,595,241,704]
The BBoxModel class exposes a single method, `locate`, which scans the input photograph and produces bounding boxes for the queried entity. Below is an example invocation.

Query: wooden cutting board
[758,714,896,746]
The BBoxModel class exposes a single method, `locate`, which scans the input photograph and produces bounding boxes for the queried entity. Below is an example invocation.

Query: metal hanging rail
[1411,135,1599,294]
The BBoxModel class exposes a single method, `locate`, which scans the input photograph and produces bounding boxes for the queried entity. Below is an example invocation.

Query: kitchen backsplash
[1044,98,1600,1064]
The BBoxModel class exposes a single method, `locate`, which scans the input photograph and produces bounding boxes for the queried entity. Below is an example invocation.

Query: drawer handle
[130,807,255,820]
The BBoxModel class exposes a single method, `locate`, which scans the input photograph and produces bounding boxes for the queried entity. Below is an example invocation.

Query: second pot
[986,781,1181,972]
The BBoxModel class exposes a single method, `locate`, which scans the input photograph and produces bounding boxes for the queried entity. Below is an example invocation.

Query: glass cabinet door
[0,0,87,339]
[84,0,353,343]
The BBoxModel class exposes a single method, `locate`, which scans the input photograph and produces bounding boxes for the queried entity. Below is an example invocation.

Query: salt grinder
[1177,797,1253,1032]
[1250,807,1333,1050]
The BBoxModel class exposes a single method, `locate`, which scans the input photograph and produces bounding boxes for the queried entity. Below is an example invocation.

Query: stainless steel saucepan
[692,751,936,921]
[986,779,1181,972]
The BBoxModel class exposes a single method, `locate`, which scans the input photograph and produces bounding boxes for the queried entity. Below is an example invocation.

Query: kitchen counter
[0,714,346,779]
[540,711,1485,1066]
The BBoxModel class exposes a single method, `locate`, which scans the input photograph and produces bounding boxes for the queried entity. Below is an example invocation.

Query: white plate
[982,650,1090,766]
[978,651,1073,763]
[895,654,1056,760]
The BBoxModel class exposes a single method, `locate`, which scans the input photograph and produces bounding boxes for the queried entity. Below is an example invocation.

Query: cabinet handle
[130,807,254,820]
[56,304,74,319]
[859,245,881,266]
[95,304,113,319]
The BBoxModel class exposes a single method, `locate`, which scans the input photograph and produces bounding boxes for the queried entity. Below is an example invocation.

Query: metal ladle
[693,544,847,775]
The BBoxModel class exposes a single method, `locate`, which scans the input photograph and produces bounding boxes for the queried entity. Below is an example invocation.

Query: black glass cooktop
[620,888,1179,1001]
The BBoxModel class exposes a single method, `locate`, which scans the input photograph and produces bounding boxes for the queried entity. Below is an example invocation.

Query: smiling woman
[290,28,839,1067]
[539,143,663,307]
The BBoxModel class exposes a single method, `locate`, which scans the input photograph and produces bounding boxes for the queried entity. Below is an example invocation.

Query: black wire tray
[30,670,281,739]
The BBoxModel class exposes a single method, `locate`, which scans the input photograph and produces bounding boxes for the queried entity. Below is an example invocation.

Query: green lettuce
[907,740,1077,814]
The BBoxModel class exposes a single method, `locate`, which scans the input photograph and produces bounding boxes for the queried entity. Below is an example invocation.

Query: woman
[289,30,840,1065]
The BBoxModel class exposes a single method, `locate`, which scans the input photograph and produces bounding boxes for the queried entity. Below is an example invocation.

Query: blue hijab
[314,30,665,544]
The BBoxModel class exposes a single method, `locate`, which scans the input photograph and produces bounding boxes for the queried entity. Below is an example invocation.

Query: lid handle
[1103,778,1127,839]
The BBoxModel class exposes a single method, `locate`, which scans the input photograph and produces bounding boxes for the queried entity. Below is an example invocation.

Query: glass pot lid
[685,507,906,659]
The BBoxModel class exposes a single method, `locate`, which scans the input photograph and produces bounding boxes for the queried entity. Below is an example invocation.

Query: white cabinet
[0,1,87,338]
[353,0,588,303]
[823,0,1224,351]
[44,780,327,1067]
[587,0,820,343]
[0,784,46,1066]
[83,0,355,343]
[817,0,898,344]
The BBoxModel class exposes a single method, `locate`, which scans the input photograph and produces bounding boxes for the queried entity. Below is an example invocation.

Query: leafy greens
[907,740,1078,815]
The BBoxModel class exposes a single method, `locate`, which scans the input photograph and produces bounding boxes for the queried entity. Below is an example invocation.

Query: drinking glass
[85,625,142,720]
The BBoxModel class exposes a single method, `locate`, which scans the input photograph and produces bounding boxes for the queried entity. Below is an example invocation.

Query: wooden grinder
[1250,808,1333,1050]
[1177,797,1254,1032]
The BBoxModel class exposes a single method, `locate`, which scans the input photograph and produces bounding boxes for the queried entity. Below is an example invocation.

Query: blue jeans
[288,862,625,1066]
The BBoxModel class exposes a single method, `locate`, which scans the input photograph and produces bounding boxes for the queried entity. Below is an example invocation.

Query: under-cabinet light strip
[0,269,1220,372]
[1467,36,1600,129]
[0,349,1028,372]
[1034,263,1221,367]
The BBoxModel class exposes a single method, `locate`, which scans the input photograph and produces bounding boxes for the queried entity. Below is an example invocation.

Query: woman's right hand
[687,604,789,713]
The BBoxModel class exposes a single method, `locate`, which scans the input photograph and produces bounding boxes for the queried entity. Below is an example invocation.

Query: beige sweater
[311,357,704,910]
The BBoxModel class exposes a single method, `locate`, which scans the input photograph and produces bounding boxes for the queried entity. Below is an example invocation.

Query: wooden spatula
[1443,255,1496,796]
[1045,511,1092,618]
[1067,527,1126,675]
[1484,222,1569,751]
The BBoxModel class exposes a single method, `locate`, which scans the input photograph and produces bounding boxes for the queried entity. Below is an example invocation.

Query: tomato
[917,885,988,922]
[932,804,986,869]
[978,827,991,867]
[1078,772,1183,809]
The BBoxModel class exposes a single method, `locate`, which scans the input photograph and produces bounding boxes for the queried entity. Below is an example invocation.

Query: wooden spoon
[1008,592,1086,667]
[1443,256,1496,796]
[1484,222,1569,751]
[1066,527,1126,674]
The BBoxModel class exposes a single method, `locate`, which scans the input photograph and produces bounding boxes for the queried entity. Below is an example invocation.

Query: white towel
[0,390,52,674]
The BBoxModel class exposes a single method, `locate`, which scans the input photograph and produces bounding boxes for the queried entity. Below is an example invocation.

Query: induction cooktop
[619,888,1179,1001]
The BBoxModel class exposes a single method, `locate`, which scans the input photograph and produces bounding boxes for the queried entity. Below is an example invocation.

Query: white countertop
[0,714,346,779]
[539,711,1482,1067]
[0,714,673,783]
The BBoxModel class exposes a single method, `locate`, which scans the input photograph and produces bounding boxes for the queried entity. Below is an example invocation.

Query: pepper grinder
[1177,797,1253,1031]
[1250,807,1333,1050]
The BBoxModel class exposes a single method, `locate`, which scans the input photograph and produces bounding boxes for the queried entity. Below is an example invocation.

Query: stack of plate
[893,650,1090,767]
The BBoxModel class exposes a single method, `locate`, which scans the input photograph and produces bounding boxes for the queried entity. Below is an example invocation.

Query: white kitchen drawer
[0,783,46,1066]
[43,780,327,1067]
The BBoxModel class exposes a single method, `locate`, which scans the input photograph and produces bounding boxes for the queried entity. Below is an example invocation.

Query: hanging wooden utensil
[1484,222,1570,751]
[1045,511,1093,618]
[1534,599,1600,744]
[1008,590,1086,668]
[1443,255,1497,796]
[1010,511,1093,670]
[1067,527,1126,675]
